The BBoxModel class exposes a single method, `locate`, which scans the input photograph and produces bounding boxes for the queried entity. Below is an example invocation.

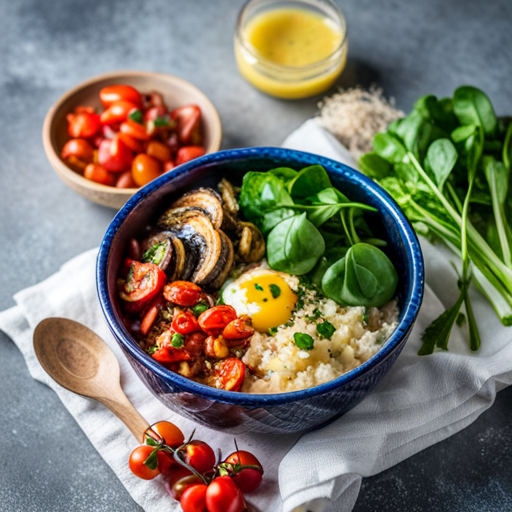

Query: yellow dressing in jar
[235,0,348,99]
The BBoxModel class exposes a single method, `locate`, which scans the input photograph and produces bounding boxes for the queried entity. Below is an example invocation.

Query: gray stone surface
[0,0,511,510]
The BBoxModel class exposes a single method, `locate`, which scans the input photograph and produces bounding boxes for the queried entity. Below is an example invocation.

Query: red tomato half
[175,146,205,166]
[84,163,116,186]
[197,305,237,336]
[223,319,254,341]
[152,346,191,364]
[205,476,246,512]
[216,358,246,392]
[66,110,101,138]
[100,100,139,124]
[171,105,202,145]
[119,261,166,303]
[163,281,202,307]
[183,441,216,474]
[99,85,142,108]
[172,311,201,335]
[98,136,133,172]
[180,484,208,512]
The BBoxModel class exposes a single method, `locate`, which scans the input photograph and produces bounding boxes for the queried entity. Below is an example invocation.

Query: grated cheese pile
[317,86,404,160]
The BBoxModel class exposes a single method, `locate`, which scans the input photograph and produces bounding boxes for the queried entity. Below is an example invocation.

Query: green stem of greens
[488,180,512,268]
[348,208,361,244]
[446,182,463,213]
[340,210,353,246]
[286,203,377,212]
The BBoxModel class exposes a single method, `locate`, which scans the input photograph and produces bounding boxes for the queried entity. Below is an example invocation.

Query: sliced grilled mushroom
[218,179,239,215]
[238,221,266,263]
[170,188,224,229]
[141,231,187,281]
[209,231,234,290]
[169,235,186,281]
[221,209,239,234]
[157,207,226,287]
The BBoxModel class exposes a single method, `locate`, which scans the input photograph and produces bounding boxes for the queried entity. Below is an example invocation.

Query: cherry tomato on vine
[225,450,263,493]
[165,465,193,494]
[147,421,185,448]
[172,475,205,501]
[205,476,246,512]
[84,163,116,186]
[163,281,202,307]
[99,85,142,108]
[129,445,159,480]
[66,110,101,139]
[119,261,166,304]
[216,358,246,392]
[172,311,201,335]
[175,146,205,166]
[100,100,139,124]
[171,105,202,145]
[156,450,175,475]
[183,440,216,474]
[98,136,133,172]
[198,305,237,336]
[132,154,161,186]
[180,484,208,512]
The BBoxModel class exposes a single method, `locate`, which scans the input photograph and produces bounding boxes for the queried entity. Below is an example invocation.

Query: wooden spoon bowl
[33,317,149,441]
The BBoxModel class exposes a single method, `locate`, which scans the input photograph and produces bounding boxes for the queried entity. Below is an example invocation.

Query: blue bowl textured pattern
[97,147,424,434]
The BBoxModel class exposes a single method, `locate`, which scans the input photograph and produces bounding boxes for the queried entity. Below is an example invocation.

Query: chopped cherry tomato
[100,100,139,124]
[144,105,167,123]
[173,476,205,501]
[197,305,237,336]
[118,132,144,153]
[99,85,142,108]
[84,163,116,186]
[74,106,95,114]
[171,105,202,145]
[120,119,150,140]
[61,138,95,163]
[183,441,216,474]
[152,346,191,363]
[119,261,166,303]
[172,311,201,334]
[146,140,172,162]
[132,154,161,186]
[216,358,246,392]
[66,110,101,139]
[116,170,138,188]
[205,476,246,512]
[98,136,133,172]
[175,146,206,166]
[223,319,254,341]
[184,332,207,358]
[129,445,159,480]
[163,281,202,307]
[140,305,159,336]
[146,420,185,448]
[225,450,263,493]
[102,123,118,139]
[163,160,175,173]
[180,484,208,512]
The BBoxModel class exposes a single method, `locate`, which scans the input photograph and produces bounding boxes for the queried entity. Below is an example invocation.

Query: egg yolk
[240,274,297,332]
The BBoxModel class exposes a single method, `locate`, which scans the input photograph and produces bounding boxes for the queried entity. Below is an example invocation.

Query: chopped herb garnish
[269,284,281,299]
[268,326,278,335]
[128,109,143,124]
[317,320,336,339]
[362,313,369,324]
[192,301,209,317]
[263,298,268,302]
[293,332,315,350]
[142,242,166,265]
[147,345,158,355]
[154,116,170,127]
[216,295,225,306]
[171,333,185,348]
[254,283,264,291]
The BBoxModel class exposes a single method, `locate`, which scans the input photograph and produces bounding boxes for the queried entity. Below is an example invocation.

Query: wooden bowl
[42,70,222,209]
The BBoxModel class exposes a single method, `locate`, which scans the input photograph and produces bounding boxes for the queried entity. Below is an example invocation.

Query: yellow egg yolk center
[240,274,297,332]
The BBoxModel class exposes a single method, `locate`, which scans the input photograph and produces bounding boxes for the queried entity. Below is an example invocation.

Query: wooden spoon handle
[97,394,150,443]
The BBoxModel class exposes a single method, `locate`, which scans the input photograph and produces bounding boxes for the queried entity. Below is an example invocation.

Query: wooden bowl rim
[42,70,223,196]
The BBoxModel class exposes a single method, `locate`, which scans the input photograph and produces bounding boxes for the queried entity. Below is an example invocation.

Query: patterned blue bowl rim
[97,147,425,407]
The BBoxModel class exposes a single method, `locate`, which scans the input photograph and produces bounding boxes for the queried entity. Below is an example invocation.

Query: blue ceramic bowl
[97,147,424,434]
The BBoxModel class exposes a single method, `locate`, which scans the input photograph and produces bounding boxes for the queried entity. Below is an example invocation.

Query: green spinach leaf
[453,86,497,139]
[288,165,332,198]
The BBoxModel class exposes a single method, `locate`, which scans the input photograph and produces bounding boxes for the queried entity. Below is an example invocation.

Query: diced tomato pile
[118,245,254,393]
[60,85,206,188]
[129,420,264,511]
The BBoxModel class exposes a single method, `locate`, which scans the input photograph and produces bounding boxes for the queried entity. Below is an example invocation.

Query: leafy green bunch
[360,86,512,354]
[239,165,398,308]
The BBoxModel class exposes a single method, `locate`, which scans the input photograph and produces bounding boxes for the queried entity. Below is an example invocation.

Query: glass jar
[234,0,348,99]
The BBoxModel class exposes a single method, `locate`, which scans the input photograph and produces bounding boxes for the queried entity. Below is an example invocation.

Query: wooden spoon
[33,317,149,442]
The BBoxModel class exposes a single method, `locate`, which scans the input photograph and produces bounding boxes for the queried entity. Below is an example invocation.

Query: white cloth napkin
[1,119,512,512]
